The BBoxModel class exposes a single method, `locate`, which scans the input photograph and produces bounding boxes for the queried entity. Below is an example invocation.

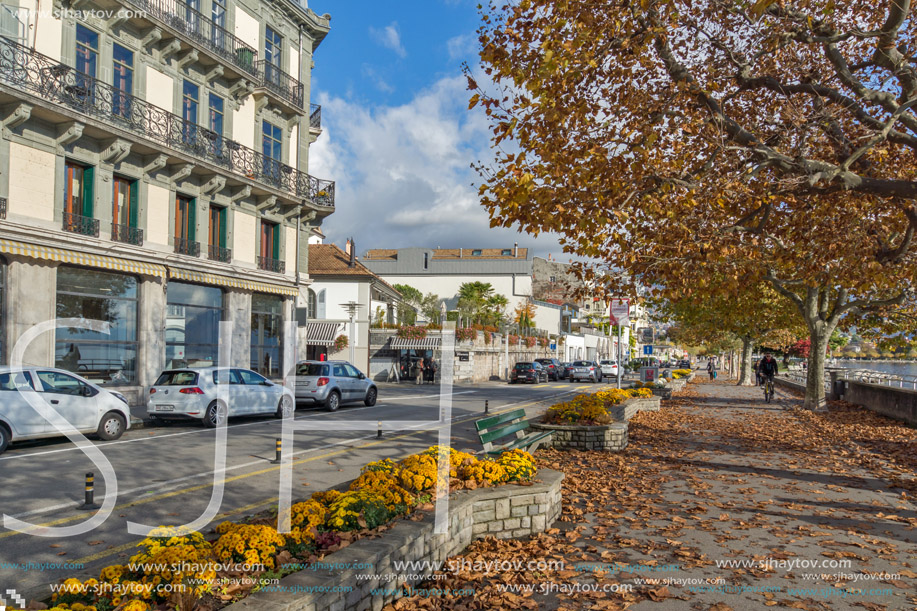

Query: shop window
[251,293,283,377]
[165,282,223,368]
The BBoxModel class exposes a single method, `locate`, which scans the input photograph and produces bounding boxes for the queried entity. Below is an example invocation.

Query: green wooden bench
[475,409,553,456]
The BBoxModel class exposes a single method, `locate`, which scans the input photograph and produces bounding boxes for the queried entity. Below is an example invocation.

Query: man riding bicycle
[758,353,779,380]
[758,353,779,400]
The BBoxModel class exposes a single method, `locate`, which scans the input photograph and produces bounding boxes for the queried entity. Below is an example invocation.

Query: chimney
[514,242,518,257]
[349,238,355,267]
[344,238,352,256]
[459,248,463,258]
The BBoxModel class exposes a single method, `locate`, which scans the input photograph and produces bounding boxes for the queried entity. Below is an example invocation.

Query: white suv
[599,360,619,377]
[0,366,131,455]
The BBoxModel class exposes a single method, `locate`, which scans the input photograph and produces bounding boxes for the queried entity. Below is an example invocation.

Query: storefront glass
[251,293,283,377]
[165,282,223,368]
[55,266,137,385]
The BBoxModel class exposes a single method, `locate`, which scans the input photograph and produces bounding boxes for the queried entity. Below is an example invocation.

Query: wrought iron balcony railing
[0,36,335,208]
[208,244,232,263]
[255,60,304,109]
[63,212,100,237]
[112,223,143,246]
[309,103,321,130]
[174,236,200,257]
[0,197,6,219]
[119,0,257,76]
[257,255,285,274]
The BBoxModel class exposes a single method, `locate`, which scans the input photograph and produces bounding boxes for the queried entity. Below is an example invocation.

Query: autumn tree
[472,0,917,409]
[656,279,803,385]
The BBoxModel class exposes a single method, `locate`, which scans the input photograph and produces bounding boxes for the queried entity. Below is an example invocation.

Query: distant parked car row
[0,359,378,455]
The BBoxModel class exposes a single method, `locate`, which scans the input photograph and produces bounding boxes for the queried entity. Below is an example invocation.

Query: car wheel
[276,395,294,419]
[0,424,10,454]
[204,401,227,428]
[325,391,341,412]
[97,412,126,441]
[364,387,377,406]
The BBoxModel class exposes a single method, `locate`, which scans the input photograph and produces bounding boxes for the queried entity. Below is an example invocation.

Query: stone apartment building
[0,0,333,402]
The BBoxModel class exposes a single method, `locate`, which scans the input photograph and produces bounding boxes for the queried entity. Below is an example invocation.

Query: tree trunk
[803,320,836,411]
[738,337,754,385]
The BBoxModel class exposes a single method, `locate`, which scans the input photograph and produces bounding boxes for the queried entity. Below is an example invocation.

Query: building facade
[305,241,401,373]
[362,246,534,315]
[0,0,333,403]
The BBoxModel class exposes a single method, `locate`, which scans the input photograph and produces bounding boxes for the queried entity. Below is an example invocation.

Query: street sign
[640,327,654,343]
[644,345,653,355]
[609,299,630,325]
[550,343,556,351]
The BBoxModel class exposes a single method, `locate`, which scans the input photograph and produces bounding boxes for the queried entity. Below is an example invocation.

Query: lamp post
[339,301,362,365]
[440,301,446,326]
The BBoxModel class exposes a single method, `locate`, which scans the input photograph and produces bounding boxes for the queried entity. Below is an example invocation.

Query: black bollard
[377,422,382,439]
[270,438,282,464]
[485,400,489,414]
[78,472,99,510]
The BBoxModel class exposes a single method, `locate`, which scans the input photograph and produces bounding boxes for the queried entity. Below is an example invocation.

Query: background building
[0,0,334,403]
[305,240,401,372]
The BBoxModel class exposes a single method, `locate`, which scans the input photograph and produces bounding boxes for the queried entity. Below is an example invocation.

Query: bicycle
[762,376,775,403]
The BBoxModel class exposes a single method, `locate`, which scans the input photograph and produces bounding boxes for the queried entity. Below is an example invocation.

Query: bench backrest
[475,409,529,453]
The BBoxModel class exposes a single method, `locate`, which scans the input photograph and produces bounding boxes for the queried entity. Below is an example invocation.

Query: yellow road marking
[2,394,566,543]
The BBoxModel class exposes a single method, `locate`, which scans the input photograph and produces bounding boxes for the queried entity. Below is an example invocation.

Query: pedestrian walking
[707,358,717,380]
[415,358,424,385]
[424,357,437,384]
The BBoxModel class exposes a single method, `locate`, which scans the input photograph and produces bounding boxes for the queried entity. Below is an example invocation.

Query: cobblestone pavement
[390,376,917,611]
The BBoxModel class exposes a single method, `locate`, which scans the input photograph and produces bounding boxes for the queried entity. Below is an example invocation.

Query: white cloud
[369,22,407,58]
[308,73,568,263]
[446,34,477,61]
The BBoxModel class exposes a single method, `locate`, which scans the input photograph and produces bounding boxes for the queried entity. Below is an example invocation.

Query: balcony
[208,244,232,263]
[63,212,100,237]
[174,237,200,257]
[255,60,304,110]
[119,0,258,77]
[0,36,335,208]
[112,223,143,246]
[309,104,321,130]
[258,255,285,274]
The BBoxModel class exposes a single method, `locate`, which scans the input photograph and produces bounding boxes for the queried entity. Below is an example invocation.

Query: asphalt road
[0,378,624,601]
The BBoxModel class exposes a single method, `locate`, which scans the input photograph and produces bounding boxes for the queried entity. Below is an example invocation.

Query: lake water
[828,360,917,378]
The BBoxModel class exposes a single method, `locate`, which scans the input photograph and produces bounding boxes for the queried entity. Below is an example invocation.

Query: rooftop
[308,244,400,294]
[364,247,529,260]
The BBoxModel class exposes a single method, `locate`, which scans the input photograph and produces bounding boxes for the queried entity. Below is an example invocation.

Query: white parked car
[0,366,131,455]
[599,360,619,377]
[147,367,295,427]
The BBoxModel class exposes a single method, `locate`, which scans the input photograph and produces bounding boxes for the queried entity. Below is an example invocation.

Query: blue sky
[306,0,571,262]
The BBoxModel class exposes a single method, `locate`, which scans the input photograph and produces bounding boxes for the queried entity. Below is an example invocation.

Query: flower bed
[37,447,540,611]
[533,389,658,451]
[543,388,653,425]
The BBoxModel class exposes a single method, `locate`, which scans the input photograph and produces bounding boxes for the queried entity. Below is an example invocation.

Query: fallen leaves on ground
[385,382,916,610]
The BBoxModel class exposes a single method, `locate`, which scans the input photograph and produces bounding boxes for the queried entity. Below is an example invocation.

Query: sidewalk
[388,377,917,610]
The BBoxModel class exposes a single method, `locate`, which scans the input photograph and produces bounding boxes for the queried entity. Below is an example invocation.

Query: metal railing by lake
[0,36,334,208]
[835,368,917,391]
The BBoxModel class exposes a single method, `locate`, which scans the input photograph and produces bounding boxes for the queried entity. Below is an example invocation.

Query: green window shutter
[129,180,139,228]
[220,206,227,247]
[189,199,196,241]
[82,166,94,217]
[272,223,279,259]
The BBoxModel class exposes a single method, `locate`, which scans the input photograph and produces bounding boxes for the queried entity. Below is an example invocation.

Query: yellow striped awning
[168,267,298,296]
[0,239,167,277]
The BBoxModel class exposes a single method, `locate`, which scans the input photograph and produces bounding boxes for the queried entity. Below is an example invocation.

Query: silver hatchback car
[293,360,377,411]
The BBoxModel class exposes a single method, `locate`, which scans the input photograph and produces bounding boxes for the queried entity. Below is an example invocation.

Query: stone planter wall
[531,422,628,451]
[226,470,564,611]
[608,396,661,421]
[651,387,673,399]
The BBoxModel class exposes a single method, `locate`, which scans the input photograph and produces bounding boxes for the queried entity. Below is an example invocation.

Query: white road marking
[0,393,475,462]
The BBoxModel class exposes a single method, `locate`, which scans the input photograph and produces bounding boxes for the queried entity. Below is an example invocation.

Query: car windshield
[297,363,329,376]
[600,361,615,365]
[514,363,533,370]
[154,371,198,386]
